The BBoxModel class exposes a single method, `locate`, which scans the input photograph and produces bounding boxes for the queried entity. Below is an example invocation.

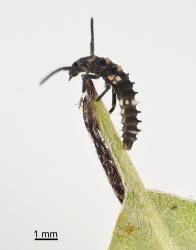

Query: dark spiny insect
[40,18,141,150]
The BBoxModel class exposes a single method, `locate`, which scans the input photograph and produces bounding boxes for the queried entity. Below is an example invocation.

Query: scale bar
[35,238,58,241]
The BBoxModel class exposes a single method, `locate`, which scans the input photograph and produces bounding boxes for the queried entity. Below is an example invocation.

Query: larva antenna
[40,66,72,85]
[90,17,95,56]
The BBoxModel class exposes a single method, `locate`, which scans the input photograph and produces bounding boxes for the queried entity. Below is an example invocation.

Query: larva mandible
[40,18,141,150]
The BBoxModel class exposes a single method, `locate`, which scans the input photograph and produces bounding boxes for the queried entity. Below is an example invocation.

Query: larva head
[69,56,95,80]
[69,56,111,78]
[69,57,89,80]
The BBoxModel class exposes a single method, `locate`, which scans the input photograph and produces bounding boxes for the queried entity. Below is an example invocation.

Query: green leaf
[90,94,196,250]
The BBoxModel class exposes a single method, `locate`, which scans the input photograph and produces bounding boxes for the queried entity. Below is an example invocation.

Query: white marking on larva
[112,80,117,84]
[107,75,115,81]
[131,99,139,106]
[129,130,138,135]
[125,99,130,105]
[115,76,121,82]
[120,109,125,115]
[117,66,123,72]
[119,99,124,106]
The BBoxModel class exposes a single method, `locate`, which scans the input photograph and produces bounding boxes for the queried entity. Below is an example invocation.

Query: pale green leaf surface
[92,99,196,250]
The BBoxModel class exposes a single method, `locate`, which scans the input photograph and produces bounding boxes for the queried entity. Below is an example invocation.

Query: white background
[0,0,196,249]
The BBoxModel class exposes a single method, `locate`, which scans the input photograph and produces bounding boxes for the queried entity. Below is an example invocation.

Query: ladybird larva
[40,18,141,150]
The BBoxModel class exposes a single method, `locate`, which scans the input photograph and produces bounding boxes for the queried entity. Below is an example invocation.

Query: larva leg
[109,89,116,114]
[96,85,111,101]
[82,78,87,93]
[82,74,99,93]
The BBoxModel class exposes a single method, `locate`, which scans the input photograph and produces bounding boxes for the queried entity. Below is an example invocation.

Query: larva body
[40,19,141,150]
[69,55,141,150]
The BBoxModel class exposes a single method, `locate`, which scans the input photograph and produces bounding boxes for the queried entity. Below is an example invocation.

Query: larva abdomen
[116,82,141,150]
[121,105,141,150]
